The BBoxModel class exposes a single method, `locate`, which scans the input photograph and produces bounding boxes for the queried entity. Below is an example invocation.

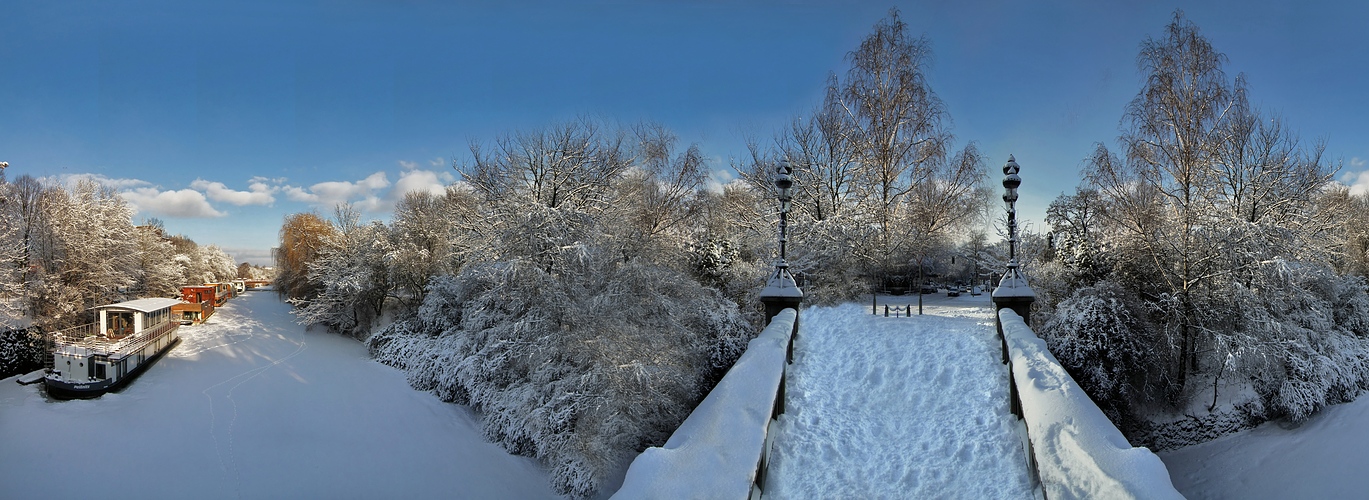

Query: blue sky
[3,0,1367,265]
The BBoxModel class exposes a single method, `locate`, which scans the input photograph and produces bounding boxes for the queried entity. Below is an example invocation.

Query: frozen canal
[766,294,1034,498]
[0,291,560,500]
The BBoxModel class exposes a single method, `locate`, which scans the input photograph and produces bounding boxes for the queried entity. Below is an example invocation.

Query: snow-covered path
[0,291,560,499]
[766,299,1034,498]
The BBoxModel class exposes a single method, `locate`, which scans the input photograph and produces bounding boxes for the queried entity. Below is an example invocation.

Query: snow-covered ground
[0,291,560,499]
[765,295,1035,498]
[1160,392,1369,499]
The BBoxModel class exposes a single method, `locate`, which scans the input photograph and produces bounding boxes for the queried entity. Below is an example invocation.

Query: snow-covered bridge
[615,293,1038,498]
[617,292,1185,499]
[765,297,1034,498]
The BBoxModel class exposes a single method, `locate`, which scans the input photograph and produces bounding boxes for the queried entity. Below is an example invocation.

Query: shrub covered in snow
[1041,256,1369,432]
[0,327,42,379]
[369,254,750,498]
[1039,281,1163,427]
[1238,261,1369,423]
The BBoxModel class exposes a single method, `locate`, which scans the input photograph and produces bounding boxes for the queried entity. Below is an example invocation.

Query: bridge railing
[997,309,1184,500]
[612,308,798,499]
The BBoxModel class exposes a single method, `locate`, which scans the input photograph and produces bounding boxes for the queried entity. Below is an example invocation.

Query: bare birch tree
[835,8,950,263]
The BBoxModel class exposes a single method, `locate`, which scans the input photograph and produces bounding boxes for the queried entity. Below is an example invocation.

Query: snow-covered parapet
[613,308,797,499]
[999,309,1183,500]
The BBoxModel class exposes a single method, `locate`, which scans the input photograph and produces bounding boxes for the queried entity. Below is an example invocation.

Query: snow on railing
[877,304,914,317]
[998,309,1184,500]
[613,308,798,500]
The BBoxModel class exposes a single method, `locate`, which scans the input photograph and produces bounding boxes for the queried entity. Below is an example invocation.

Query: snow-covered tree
[603,122,706,264]
[276,212,336,301]
[1325,187,1369,279]
[1040,281,1162,427]
[290,205,394,337]
[1082,11,1337,397]
[836,8,949,259]
[132,223,183,298]
[200,245,238,283]
[33,180,139,322]
[388,190,456,306]
[686,184,771,314]
[0,168,25,328]
[461,117,629,213]
[736,9,989,303]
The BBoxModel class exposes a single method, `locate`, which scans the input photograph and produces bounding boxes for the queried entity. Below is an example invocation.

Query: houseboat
[202,282,233,306]
[174,285,218,324]
[44,298,182,399]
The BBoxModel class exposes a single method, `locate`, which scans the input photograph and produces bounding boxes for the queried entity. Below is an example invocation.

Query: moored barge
[44,298,182,399]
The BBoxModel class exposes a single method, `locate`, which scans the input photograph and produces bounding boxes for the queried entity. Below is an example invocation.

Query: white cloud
[121,187,226,218]
[52,173,229,218]
[283,171,392,210]
[282,185,317,203]
[56,173,151,190]
[1351,157,1366,168]
[392,168,453,200]
[282,163,456,214]
[190,178,276,206]
[704,167,738,194]
[429,157,446,167]
[1344,169,1369,197]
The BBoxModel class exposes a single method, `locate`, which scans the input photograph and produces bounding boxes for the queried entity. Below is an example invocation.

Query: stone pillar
[760,267,803,326]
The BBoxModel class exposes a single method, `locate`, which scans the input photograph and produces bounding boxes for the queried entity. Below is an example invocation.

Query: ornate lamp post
[759,160,803,325]
[992,155,1035,326]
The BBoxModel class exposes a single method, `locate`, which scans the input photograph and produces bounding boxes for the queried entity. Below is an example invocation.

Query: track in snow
[766,301,1034,498]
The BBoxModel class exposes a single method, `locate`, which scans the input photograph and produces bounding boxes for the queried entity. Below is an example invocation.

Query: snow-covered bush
[1040,281,1162,426]
[369,254,750,498]
[1238,260,1369,423]
[0,327,43,378]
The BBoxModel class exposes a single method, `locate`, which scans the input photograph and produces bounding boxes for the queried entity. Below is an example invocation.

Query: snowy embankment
[1160,391,1369,498]
[0,292,560,500]
[999,309,1182,500]
[766,301,1034,498]
[613,308,796,499]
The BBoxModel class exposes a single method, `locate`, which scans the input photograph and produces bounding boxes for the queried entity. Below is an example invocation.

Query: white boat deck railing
[53,321,178,358]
